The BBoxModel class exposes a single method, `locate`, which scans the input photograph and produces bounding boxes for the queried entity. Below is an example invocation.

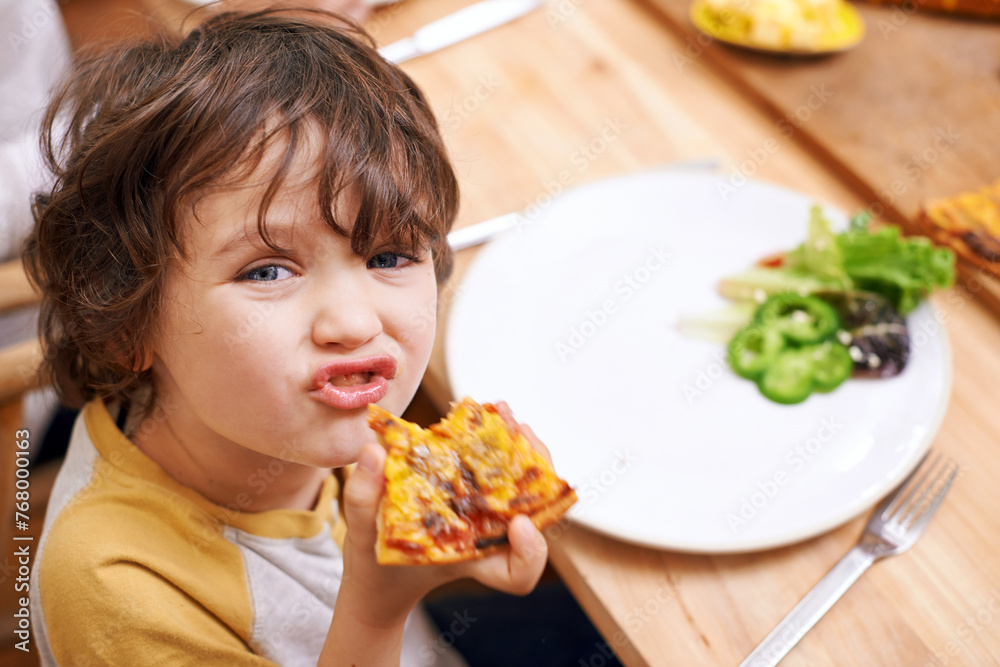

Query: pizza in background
[918,178,1000,278]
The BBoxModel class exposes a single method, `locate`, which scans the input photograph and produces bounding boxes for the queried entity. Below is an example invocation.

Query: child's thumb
[342,443,386,539]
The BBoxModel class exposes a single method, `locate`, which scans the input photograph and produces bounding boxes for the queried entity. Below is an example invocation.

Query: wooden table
[50,1,1000,665]
[639,0,1000,312]
[371,1,1000,665]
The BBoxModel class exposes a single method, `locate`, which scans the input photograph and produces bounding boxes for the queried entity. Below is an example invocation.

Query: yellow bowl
[690,0,865,55]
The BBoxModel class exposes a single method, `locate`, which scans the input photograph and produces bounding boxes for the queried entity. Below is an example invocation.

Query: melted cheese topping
[924,179,1000,238]
[369,398,576,565]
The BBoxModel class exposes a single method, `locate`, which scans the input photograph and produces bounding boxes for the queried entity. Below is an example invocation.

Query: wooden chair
[0,260,43,399]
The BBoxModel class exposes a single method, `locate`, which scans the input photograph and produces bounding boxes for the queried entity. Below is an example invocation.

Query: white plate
[445,169,952,553]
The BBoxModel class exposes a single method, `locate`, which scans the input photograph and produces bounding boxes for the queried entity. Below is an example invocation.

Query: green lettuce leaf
[836,223,954,314]
[721,206,955,315]
[784,205,850,286]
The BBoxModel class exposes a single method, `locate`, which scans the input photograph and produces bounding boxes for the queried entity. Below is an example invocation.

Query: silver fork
[738,451,959,667]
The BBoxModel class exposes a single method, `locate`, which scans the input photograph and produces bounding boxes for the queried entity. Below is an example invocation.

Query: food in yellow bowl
[690,0,864,54]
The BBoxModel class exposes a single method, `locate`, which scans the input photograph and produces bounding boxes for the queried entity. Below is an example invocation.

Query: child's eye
[240,264,294,282]
[367,252,414,270]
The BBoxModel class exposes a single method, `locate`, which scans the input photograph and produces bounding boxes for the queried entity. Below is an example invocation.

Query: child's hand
[323,405,554,665]
[338,420,548,623]
[493,400,553,465]
[340,443,548,605]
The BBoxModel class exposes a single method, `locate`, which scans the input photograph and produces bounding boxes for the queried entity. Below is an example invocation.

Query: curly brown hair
[24,9,459,410]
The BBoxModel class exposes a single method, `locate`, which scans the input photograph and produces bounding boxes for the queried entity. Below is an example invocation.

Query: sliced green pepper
[755,293,840,344]
[758,348,815,404]
[805,340,854,392]
[727,325,785,381]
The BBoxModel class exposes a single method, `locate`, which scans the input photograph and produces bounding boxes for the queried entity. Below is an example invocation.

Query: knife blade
[379,0,542,64]
[447,158,723,251]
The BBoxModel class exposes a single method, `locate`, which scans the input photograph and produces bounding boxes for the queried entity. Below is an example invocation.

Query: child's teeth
[330,372,371,387]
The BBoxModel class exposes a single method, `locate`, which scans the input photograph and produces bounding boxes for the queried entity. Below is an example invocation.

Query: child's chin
[309,424,375,467]
[307,455,355,470]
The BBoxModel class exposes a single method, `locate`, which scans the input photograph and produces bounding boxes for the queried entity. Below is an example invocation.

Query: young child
[25,10,549,666]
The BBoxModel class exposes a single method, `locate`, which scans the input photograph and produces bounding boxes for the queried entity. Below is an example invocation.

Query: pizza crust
[526,488,579,534]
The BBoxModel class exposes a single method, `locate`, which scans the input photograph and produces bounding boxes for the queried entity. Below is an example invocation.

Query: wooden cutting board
[633,0,1000,314]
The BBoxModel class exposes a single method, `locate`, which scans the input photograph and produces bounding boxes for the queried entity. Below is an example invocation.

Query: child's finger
[494,401,553,465]
[342,443,386,544]
[509,513,548,570]
[469,515,547,595]
[517,423,552,465]
[493,401,518,430]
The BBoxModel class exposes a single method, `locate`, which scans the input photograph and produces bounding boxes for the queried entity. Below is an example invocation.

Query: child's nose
[310,281,383,349]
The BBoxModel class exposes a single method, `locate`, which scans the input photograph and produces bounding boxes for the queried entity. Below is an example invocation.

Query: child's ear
[107,336,152,373]
[132,347,153,372]
[114,336,153,373]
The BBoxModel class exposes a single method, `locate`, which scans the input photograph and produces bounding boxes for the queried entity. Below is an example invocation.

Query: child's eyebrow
[213,230,270,258]
[213,232,252,257]
[211,220,298,258]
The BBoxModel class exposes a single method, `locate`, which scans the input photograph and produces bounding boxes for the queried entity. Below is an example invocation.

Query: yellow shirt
[30,400,461,667]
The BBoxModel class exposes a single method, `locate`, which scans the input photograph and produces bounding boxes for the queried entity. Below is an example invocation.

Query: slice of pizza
[367,398,577,566]
[917,179,1000,277]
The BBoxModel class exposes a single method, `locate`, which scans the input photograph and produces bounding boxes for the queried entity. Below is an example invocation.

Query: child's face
[147,161,438,470]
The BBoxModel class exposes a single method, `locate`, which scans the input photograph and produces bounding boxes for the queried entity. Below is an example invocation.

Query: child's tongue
[329,372,371,387]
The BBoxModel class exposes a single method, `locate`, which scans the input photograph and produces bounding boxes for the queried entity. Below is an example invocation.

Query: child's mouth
[328,372,374,387]
[310,355,398,410]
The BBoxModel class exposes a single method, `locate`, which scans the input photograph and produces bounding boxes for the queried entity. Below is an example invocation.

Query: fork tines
[880,452,959,533]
